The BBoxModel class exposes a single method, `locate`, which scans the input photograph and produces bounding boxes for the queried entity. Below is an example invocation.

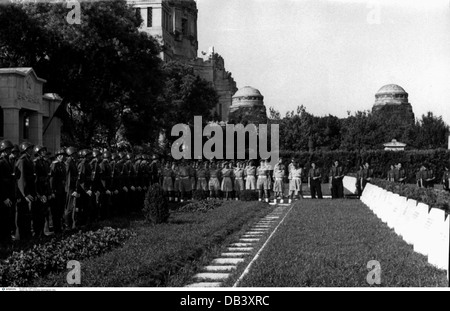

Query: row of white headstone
[343,176,449,279]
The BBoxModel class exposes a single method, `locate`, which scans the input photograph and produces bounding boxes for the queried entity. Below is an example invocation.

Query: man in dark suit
[329,160,345,199]
[308,162,323,199]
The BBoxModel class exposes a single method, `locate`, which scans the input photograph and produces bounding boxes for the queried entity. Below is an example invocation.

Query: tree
[0,1,164,147]
[159,61,219,138]
[414,112,449,149]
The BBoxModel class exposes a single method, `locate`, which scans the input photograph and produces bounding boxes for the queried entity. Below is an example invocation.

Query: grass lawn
[31,201,272,287]
[234,199,448,287]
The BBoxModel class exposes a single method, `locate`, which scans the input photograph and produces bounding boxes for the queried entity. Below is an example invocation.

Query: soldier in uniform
[99,151,113,219]
[90,149,103,221]
[49,148,67,234]
[288,160,303,203]
[77,149,94,226]
[387,164,395,182]
[162,161,175,201]
[273,158,286,203]
[233,162,245,200]
[329,160,345,199]
[394,163,407,184]
[360,162,374,193]
[125,153,137,212]
[221,162,234,201]
[0,140,15,244]
[15,142,36,240]
[149,155,159,186]
[115,152,129,214]
[308,162,323,199]
[208,161,221,200]
[33,145,52,237]
[110,153,121,216]
[245,160,257,191]
[256,160,269,202]
[443,166,450,192]
[177,159,192,202]
[64,146,79,230]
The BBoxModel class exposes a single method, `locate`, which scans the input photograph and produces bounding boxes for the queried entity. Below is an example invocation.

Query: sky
[196,0,450,124]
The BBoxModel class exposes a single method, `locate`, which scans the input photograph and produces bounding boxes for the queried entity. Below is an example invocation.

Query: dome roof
[376,84,407,95]
[232,86,263,98]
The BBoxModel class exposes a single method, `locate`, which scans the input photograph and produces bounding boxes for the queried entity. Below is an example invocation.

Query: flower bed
[369,179,450,212]
[0,227,135,287]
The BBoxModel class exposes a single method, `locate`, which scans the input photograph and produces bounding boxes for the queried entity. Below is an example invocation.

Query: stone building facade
[0,68,62,154]
[128,0,238,121]
[228,86,268,125]
[372,84,415,125]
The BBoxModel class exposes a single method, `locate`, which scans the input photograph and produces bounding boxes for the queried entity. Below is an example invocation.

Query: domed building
[372,84,415,125]
[228,86,268,125]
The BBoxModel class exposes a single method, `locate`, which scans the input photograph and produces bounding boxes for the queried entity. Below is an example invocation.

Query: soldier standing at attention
[110,153,120,216]
[443,166,450,192]
[64,147,79,230]
[273,158,286,204]
[0,140,15,244]
[34,145,52,237]
[221,162,234,201]
[387,164,395,182]
[8,144,20,238]
[308,162,323,199]
[99,151,113,219]
[49,149,67,234]
[208,161,221,200]
[329,160,345,199]
[233,162,245,200]
[394,163,407,184]
[245,160,257,191]
[15,142,36,240]
[162,162,174,201]
[288,160,303,203]
[196,161,209,197]
[256,160,269,202]
[77,149,94,225]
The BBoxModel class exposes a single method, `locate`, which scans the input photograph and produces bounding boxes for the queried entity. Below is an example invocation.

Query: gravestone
[413,206,441,257]
[427,211,448,270]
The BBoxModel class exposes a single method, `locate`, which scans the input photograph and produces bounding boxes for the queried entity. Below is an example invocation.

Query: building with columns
[0,68,63,154]
[128,0,238,121]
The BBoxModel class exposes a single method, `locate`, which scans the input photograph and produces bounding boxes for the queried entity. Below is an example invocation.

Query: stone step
[193,273,230,281]
[227,247,253,252]
[186,282,222,288]
[239,238,260,242]
[230,243,253,247]
[212,258,245,265]
[203,265,237,272]
[221,252,248,257]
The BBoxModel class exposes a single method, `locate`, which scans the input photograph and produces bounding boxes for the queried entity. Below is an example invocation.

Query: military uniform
[50,156,66,233]
[64,154,78,229]
[443,169,450,192]
[99,156,113,219]
[34,154,52,236]
[0,153,15,242]
[77,155,94,225]
[15,152,36,239]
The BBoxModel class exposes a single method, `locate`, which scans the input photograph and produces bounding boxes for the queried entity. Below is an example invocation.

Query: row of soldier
[0,140,159,244]
[157,158,347,202]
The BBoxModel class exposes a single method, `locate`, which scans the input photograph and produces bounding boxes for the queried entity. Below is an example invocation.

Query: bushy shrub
[143,183,170,224]
[370,178,450,212]
[239,190,259,201]
[0,227,135,287]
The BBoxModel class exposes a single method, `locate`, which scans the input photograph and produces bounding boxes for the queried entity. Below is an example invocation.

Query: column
[2,107,20,144]
[28,112,43,146]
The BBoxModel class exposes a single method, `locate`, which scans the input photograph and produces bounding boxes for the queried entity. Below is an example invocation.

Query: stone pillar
[2,108,20,144]
[28,112,43,146]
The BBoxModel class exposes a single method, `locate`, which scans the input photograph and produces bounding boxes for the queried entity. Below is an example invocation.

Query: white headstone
[393,196,412,236]
[402,199,423,245]
[388,195,407,229]
[427,211,448,270]
[413,206,441,257]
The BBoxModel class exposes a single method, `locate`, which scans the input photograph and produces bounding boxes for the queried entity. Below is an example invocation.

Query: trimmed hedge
[143,184,170,224]
[280,149,450,184]
[369,178,450,213]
